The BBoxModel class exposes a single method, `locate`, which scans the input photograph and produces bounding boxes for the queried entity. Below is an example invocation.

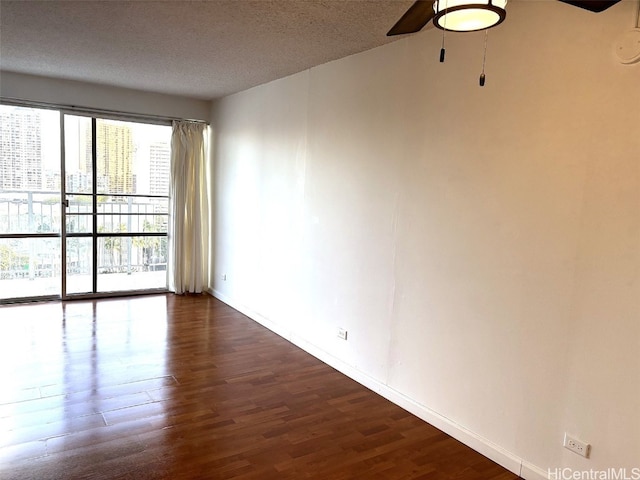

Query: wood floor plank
[0,294,520,479]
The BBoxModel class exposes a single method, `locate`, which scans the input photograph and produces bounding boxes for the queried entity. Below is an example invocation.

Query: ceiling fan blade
[387,0,435,36]
[556,0,621,13]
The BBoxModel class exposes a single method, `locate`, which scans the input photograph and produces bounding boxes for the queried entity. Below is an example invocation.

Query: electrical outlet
[337,328,348,340]
[564,433,590,458]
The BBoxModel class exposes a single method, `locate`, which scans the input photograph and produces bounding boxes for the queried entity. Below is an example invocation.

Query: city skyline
[1,106,171,195]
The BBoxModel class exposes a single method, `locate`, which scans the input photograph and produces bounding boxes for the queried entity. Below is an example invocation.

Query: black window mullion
[91,118,98,294]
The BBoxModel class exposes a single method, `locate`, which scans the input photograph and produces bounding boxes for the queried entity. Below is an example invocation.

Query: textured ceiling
[0,0,415,100]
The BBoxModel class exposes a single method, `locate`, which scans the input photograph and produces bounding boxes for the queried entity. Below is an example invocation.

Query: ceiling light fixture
[433,0,507,32]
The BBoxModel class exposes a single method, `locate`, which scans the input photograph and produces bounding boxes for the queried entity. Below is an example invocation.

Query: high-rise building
[0,107,42,191]
[149,141,170,196]
[94,121,134,194]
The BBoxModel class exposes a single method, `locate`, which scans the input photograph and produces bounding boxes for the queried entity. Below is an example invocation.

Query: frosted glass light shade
[433,0,507,32]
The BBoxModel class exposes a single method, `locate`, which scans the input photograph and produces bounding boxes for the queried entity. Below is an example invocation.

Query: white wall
[211,1,640,477]
[1,71,210,121]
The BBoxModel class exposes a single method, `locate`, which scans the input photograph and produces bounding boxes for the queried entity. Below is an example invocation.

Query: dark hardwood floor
[0,294,518,479]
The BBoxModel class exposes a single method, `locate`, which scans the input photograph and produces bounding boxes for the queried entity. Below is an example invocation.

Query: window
[0,104,172,302]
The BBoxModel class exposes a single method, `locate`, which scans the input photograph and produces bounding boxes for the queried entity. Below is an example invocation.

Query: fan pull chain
[440,0,448,63]
[479,29,489,86]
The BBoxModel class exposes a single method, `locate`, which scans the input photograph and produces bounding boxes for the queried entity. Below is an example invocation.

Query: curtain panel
[168,121,209,294]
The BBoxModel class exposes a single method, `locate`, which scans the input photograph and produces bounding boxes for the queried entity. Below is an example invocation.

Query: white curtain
[168,120,209,294]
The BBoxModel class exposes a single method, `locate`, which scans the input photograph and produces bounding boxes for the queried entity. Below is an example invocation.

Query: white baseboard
[521,462,549,480]
[208,288,548,480]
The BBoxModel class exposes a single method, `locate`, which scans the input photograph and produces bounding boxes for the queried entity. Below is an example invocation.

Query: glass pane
[97,236,167,292]
[97,214,168,234]
[94,196,168,234]
[64,115,93,194]
[66,194,93,214]
[0,237,61,300]
[96,195,169,212]
[1,105,61,194]
[0,192,62,234]
[65,215,92,234]
[95,119,170,196]
[66,237,93,295]
[1,105,62,236]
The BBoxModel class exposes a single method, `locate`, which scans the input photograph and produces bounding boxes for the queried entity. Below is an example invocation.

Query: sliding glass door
[0,104,171,302]
[63,115,171,296]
